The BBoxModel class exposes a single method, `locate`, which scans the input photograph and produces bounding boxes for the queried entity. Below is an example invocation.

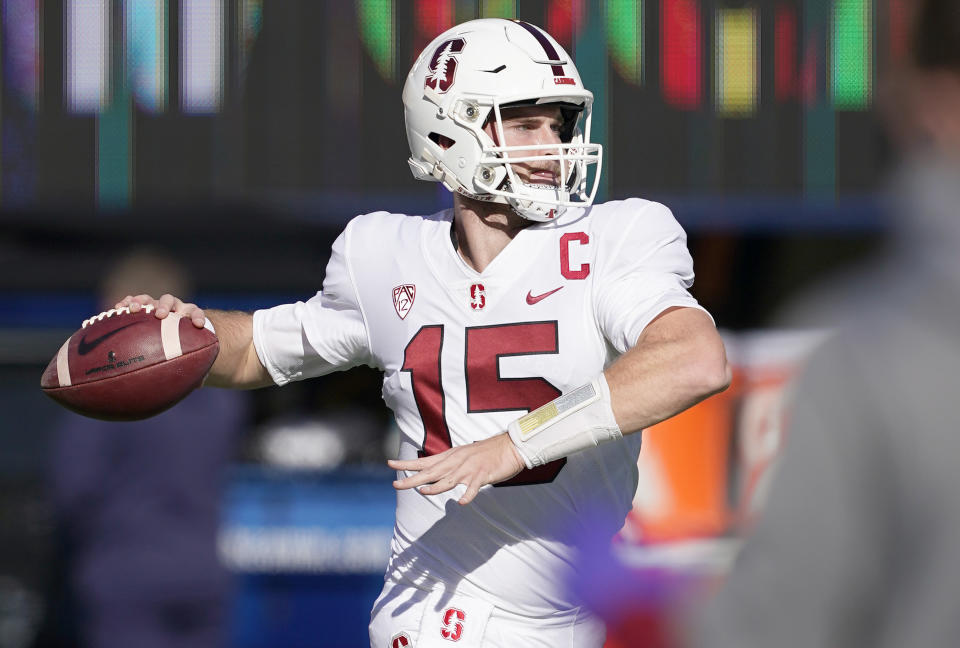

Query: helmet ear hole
[429,132,456,150]
[559,107,580,143]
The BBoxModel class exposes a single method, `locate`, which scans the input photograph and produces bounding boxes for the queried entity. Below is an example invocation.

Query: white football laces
[81,304,155,329]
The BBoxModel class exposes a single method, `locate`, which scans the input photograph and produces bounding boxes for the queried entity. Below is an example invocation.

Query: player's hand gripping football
[115,293,207,328]
[388,432,526,505]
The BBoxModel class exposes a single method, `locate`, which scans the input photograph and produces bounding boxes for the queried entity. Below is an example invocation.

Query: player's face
[485,105,565,187]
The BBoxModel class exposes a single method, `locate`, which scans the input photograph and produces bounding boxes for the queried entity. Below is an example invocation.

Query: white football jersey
[253,198,706,617]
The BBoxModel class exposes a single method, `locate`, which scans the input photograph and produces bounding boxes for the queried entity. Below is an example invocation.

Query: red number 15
[401,321,566,485]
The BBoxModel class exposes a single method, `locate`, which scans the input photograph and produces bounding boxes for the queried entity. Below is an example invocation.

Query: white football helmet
[402,19,603,222]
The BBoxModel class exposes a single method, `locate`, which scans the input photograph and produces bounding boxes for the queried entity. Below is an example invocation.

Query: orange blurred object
[620,331,825,544]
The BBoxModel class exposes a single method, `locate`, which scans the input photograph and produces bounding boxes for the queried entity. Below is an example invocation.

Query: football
[40,305,219,421]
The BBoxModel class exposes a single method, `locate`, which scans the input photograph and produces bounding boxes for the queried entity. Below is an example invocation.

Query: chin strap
[507,374,623,468]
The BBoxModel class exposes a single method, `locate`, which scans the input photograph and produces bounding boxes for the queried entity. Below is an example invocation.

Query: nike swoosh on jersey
[76,321,142,356]
[526,286,563,305]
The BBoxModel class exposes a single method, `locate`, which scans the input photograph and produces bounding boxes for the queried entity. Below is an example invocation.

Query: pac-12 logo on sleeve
[393,284,416,319]
[425,38,466,93]
[390,632,411,647]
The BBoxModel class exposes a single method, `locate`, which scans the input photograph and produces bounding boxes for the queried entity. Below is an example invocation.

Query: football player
[118,19,729,647]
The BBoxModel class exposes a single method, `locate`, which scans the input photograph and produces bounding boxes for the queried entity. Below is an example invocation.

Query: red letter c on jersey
[560,232,590,280]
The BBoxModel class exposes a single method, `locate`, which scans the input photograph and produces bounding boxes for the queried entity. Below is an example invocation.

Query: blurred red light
[661,0,702,110]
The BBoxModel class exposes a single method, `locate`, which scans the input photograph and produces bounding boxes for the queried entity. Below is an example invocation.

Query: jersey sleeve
[594,200,710,354]
[252,222,374,385]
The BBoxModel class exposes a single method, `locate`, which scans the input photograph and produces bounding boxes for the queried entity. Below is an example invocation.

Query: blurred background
[0,0,901,646]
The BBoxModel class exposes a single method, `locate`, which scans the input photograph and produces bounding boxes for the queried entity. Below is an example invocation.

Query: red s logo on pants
[441,607,465,641]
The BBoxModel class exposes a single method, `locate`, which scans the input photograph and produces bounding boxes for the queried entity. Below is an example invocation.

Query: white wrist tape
[507,374,623,469]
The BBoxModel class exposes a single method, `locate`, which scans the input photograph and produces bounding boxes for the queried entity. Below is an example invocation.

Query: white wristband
[507,374,623,469]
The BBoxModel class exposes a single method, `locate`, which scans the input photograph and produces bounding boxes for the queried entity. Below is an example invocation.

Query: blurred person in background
[689,1,960,646]
[114,18,729,648]
[37,250,246,648]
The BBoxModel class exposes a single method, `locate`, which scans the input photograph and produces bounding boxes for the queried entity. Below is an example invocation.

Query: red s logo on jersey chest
[469,283,486,310]
[440,607,465,641]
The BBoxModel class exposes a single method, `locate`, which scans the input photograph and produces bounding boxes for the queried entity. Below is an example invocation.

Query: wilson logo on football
[393,284,416,320]
[425,38,466,93]
[469,283,485,310]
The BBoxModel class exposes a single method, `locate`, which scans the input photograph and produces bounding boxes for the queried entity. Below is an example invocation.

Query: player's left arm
[390,306,730,505]
[606,305,730,434]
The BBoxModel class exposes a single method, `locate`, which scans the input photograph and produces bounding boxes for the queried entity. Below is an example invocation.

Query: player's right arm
[115,293,273,389]
[116,221,370,392]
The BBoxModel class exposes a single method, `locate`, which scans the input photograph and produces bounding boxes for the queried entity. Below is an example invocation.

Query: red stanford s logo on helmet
[425,38,466,94]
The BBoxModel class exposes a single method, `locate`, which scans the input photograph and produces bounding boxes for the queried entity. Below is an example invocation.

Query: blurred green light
[127,0,167,112]
[832,0,871,109]
[357,0,395,81]
[606,0,642,84]
[480,0,514,19]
